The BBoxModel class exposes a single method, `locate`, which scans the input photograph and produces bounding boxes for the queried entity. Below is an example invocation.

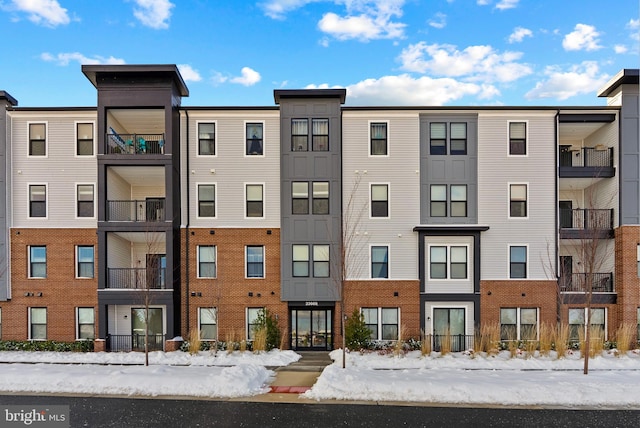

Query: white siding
[478,112,557,280]
[107,305,167,335]
[342,111,421,280]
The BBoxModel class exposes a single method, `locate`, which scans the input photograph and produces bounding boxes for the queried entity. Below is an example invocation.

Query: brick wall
[480,280,558,326]
[614,226,640,337]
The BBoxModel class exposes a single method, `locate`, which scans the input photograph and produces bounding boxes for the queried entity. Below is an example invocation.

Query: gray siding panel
[620,91,640,224]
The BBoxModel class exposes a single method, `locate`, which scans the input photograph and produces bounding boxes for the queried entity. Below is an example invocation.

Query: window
[247,308,263,340]
[292,244,309,277]
[371,184,389,218]
[312,119,329,151]
[198,245,216,278]
[450,185,467,217]
[500,308,538,341]
[76,123,94,156]
[637,308,640,342]
[371,246,389,279]
[198,123,216,155]
[29,184,46,217]
[430,185,447,217]
[569,308,606,342]
[246,246,264,278]
[77,246,94,278]
[370,122,388,155]
[29,123,46,156]
[0,307,2,339]
[313,245,329,277]
[429,245,468,279]
[430,123,446,155]
[77,307,95,340]
[199,308,217,340]
[312,182,329,215]
[292,182,309,214]
[362,307,399,340]
[246,123,263,155]
[637,245,640,277]
[509,184,527,217]
[509,246,527,278]
[292,119,308,151]
[450,123,467,155]
[77,184,94,218]
[29,246,46,278]
[30,307,47,340]
[246,184,264,217]
[509,122,526,155]
[198,184,216,217]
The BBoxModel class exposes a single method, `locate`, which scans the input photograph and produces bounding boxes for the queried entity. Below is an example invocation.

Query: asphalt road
[1,395,639,428]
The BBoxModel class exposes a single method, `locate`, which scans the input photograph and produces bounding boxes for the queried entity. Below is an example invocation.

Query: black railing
[106,133,165,155]
[106,334,166,352]
[106,268,167,289]
[430,334,474,352]
[106,199,165,222]
[559,146,613,168]
[559,208,613,230]
[559,272,614,293]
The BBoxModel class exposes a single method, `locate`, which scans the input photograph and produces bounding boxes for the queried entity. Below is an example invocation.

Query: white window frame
[196,120,217,157]
[28,307,47,340]
[196,182,217,219]
[500,307,539,341]
[246,307,264,341]
[361,307,400,341]
[368,120,389,157]
[28,245,47,279]
[427,244,469,281]
[568,307,608,341]
[76,307,95,340]
[245,245,265,279]
[244,183,265,219]
[27,121,48,158]
[245,121,266,157]
[75,183,96,219]
[76,245,95,279]
[0,307,2,339]
[370,183,390,219]
[508,182,529,219]
[508,244,528,279]
[636,244,640,278]
[197,245,217,278]
[28,183,48,219]
[198,307,218,341]
[507,120,528,157]
[74,121,96,158]
[370,244,390,279]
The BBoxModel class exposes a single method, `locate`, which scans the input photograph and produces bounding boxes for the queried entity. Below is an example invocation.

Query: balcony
[106,267,167,289]
[107,199,165,222]
[106,334,166,352]
[106,133,165,155]
[559,146,614,178]
[559,208,614,239]
[559,273,614,293]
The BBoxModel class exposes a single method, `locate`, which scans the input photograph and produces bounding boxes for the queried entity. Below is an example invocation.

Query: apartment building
[0,65,637,352]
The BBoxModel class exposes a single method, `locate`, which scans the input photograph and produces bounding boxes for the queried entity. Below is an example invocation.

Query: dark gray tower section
[0,91,18,301]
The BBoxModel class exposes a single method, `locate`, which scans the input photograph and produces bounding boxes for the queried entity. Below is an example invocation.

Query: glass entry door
[131,308,164,351]
[433,308,466,352]
[291,309,332,351]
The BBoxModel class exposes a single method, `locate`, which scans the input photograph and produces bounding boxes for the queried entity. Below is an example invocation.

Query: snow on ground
[0,348,640,407]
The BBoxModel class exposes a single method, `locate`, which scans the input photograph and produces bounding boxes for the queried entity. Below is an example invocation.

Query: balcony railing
[559,273,614,293]
[106,133,165,155]
[106,334,166,352]
[106,268,167,289]
[428,334,474,352]
[106,199,165,222]
[559,146,615,178]
[559,209,613,238]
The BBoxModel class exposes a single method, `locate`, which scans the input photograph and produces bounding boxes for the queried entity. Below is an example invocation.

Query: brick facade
[480,280,558,327]
[615,226,640,337]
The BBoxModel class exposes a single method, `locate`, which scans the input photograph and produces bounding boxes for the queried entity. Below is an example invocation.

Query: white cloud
[318,11,405,40]
[398,42,532,83]
[132,0,174,29]
[342,74,499,106]
[229,67,261,86]
[9,0,70,27]
[260,0,317,19]
[627,19,640,41]
[428,12,446,29]
[495,0,519,10]
[525,62,610,101]
[614,45,628,54]
[177,64,202,82]
[40,52,126,66]
[562,24,602,51]
[508,27,532,43]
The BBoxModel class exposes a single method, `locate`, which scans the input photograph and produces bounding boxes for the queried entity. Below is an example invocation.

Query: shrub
[614,323,635,355]
[187,328,201,355]
[344,309,371,351]
[251,309,281,351]
[253,328,267,353]
[0,340,93,352]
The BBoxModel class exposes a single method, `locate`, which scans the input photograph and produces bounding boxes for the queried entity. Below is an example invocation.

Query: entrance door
[433,308,466,352]
[146,197,165,221]
[560,256,573,291]
[146,254,166,289]
[559,145,573,167]
[131,308,164,351]
[290,309,333,351]
[559,200,573,229]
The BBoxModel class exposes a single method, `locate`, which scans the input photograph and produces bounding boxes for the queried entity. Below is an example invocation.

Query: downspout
[554,109,560,323]
[184,109,191,332]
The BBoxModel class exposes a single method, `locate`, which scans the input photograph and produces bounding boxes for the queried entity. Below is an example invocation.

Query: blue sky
[0,0,638,107]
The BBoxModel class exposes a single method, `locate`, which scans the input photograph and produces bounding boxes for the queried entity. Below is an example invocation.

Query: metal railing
[106,334,166,352]
[559,272,614,293]
[106,133,165,155]
[106,199,165,222]
[429,334,474,352]
[559,208,613,230]
[106,268,167,289]
[559,146,613,168]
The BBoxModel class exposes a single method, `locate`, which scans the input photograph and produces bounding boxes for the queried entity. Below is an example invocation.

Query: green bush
[345,309,371,351]
[0,340,94,352]
[251,309,281,351]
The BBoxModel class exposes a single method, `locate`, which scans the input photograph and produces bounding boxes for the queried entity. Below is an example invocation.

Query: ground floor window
[500,308,538,341]
[247,307,263,341]
[637,308,640,341]
[77,307,95,340]
[29,307,47,340]
[362,307,399,341]
[568,308,606,342]
[199,307,218,340]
